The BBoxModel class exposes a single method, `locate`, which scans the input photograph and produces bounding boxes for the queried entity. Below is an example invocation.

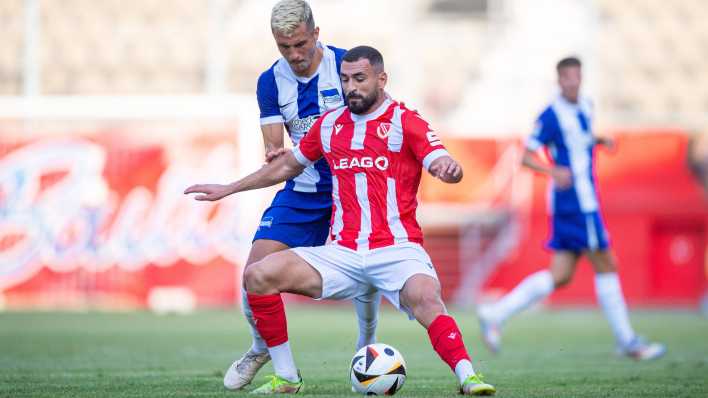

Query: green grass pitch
[1,306,706,397]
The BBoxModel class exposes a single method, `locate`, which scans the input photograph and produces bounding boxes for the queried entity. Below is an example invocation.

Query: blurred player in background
[477,56,666,360]
[687,131,708,316]
[223,0,379,390]
[186,46,496,395]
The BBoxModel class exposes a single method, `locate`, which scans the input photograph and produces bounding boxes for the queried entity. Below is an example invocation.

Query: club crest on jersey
[320,88,342,104]
[333,156,389,171]
[377,123,392,138]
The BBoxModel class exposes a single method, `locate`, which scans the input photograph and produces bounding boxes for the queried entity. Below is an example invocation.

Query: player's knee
[553,272,573,288]
[590,251,617,273]
[412,291,445,319]
[243,261,277,294]
[594,263,616,274]
[595,256,617,273]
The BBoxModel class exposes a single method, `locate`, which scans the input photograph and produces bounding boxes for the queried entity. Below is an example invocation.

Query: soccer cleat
[460,374,496,396]
[477,307,502,354]
[250,374,303,394]
[223,349,271,390]
[618,336,666,361]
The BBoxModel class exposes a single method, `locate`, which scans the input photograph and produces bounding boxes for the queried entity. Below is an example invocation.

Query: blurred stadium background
[0,0,706,313]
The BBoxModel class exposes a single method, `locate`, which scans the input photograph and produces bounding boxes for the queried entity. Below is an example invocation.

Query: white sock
[269,341,300,382]
[594,272,635,347]
[354,292,380,350]
[488,270,554,325]
[241,288,268,354]
[454,359,476,385]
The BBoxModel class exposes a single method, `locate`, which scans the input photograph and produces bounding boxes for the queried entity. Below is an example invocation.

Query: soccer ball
[350,343,406,395]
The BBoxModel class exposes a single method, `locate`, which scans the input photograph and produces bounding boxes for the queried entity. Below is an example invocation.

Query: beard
[345,90,379,114]
[290,59,310,74]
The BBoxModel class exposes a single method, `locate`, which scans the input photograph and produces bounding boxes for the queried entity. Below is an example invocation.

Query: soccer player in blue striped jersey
[477,56,665,361]
[222,0,380,390]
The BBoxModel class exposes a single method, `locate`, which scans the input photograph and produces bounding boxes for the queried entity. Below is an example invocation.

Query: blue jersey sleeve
[526,108,557,151]
[257,67,284,125]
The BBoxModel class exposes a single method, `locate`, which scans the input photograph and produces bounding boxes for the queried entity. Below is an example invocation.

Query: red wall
[422,131,707,307]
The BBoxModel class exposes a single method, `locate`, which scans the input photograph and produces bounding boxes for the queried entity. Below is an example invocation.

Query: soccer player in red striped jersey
[185,46,496,395]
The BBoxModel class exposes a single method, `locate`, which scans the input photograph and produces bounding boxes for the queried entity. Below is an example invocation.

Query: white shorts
[291,242,439,319]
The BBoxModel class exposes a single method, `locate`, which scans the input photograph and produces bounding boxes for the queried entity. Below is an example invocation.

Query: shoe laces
[235,351,261,372]
[263,374,279,388]
[466,373,487,384]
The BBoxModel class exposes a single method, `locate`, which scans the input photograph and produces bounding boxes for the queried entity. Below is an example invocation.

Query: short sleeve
[257,69,285,125]
[526,110,556,151]
[403,110,450,171]
[292,116,324,166]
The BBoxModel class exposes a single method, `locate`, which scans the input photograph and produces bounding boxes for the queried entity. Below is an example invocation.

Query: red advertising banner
[0,133,253,310]
[1,129,705,309]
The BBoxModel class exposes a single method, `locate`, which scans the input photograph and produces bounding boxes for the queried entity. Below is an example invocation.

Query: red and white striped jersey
[292,99,450,251]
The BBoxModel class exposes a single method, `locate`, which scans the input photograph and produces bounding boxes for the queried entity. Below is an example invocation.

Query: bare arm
[261,123,288,162]
[184,150,306,201]
[428,155,463,184]
[522,148,572,189]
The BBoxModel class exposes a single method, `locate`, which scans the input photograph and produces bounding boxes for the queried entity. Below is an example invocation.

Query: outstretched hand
[183,184,234,201]
[429,156,463,183]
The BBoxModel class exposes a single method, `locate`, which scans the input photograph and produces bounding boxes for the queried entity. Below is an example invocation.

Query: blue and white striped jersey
[526,95,599,215]
[257,42,346,194]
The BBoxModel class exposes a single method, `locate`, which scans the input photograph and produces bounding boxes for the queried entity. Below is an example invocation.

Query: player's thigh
[549,250,581,286]
[246,205,330,277]
[585,249,618,273]
[247,239,290,266]
[244,250,323,298]
[292,245,370,301]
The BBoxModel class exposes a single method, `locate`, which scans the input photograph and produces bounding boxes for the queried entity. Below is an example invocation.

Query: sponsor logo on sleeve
[426,131,442,146]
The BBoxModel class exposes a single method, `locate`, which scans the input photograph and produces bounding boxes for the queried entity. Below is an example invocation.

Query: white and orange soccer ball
[350,343,407,395]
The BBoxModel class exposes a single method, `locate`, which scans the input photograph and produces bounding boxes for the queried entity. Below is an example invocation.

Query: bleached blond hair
[270,0,315,36]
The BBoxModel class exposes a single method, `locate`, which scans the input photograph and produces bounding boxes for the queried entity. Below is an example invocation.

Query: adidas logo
[447,332,457,340]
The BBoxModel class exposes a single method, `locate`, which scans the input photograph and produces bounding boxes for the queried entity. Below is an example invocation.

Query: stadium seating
[0,0,706,128]
[596,0,708,127]
[0,0,23,95]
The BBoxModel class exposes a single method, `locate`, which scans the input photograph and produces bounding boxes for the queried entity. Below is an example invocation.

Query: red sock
[246,293,288,347]
[427,314,471,370]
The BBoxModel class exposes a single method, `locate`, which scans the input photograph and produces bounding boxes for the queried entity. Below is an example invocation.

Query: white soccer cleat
[477,306,502,354]
[618,336,666,361]
[223,349,271,390]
